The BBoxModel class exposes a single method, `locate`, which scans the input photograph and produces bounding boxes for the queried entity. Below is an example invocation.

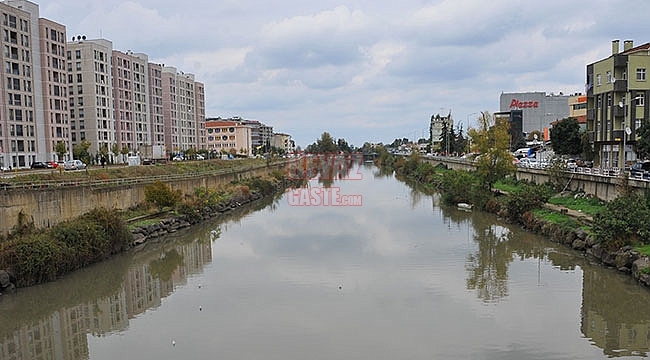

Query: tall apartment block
[0,0,67,169]
[66,38,114,157]
[586,39,650,168]
[161,66,205,153]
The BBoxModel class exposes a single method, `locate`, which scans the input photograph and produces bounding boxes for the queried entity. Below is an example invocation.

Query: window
[637,68,646,81]
[607,71,612,83]
[596,74,602,86]
[636,93,645,106]
[75,50,81,59]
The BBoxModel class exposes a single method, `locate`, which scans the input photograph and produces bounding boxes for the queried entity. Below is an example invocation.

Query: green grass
[636,244,650,257]
[547,194,606,216]
[532,208,581,228]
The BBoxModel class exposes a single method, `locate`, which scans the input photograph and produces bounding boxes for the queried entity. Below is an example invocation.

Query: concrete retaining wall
[0,163,285,236]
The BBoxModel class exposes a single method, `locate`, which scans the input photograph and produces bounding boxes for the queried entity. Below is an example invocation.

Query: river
[2,162,650,359]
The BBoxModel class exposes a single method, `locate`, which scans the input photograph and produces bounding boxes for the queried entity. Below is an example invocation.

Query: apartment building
[568,93,587,130]
[146,62,164,147]
[161,66,205,152]
[586,39,650,168]
[66,38,114,157]
[0,1,45,169]
[205,119,252,156]
[112,50,150,154]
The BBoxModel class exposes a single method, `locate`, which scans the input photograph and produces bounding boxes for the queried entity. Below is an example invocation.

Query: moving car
[64,159,87,170]
[31,161,49,169]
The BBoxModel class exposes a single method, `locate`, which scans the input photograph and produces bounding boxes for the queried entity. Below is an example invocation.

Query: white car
[172,155,184,161]
[196,154,205,160]
[64,159,87,170]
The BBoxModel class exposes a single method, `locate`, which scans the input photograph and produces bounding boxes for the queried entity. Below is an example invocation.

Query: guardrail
[0,160,290,191]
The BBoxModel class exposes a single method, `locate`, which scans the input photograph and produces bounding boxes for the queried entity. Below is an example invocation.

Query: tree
[55,141,67,161]
[581,131,595,162]
[305,132,338,153]
[550,118,582,155]
[72,140,92,164]
[636,121,650,160]
[468,111,516,190]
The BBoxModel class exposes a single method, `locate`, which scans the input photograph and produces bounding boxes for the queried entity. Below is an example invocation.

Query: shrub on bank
[0,208,132,287]
[592,192,650,250]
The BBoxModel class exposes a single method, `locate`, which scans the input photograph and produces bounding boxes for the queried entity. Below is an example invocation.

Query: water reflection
[0,197,279,360]
[438,199,650,357]
[3,165,650,359]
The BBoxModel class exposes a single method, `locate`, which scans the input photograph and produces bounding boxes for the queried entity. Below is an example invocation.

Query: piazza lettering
[509,99,539,109]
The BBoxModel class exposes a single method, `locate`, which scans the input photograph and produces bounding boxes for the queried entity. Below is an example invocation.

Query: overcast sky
[35,0,650,147]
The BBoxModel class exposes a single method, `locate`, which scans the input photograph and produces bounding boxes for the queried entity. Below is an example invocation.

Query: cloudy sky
[34,0,650,147]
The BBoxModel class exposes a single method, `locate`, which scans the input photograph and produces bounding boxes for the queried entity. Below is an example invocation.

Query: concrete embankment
[0,162,288,236]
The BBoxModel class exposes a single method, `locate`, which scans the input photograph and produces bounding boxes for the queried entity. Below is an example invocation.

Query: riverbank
[0,166,302,293]
[376,153,650,288]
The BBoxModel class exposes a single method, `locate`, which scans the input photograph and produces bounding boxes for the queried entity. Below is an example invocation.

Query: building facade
[205,119,252,156]
[499,91,570,140]
[586,39,650,168]
[429,112,453,152]
[66,38,114,157]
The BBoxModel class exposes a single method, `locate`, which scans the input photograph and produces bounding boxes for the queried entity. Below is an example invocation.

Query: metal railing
[0,160,290,191]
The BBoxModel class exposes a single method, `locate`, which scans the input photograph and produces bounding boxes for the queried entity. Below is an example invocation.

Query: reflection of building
[586,40,650,168]
[499,91,570,139]
[0,238,213,359]
[581,266,650,357]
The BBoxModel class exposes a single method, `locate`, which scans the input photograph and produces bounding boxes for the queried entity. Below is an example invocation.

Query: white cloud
[34,0,650,146]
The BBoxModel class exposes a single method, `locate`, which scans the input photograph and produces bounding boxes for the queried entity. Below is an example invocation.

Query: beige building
[161,67,204,153]
[273,132,294,154]
[66,38,114,157]
[112,50,149,153]
[205,119,252,156]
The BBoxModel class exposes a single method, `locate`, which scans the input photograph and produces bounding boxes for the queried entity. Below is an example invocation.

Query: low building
[205,120,252,156]
[499,91,570,137]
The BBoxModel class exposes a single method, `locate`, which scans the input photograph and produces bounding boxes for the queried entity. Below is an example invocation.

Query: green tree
[55,141,67,161]
[550,118,581,155]
[581,131,595,161]
[468,111,516,190]
[636,121,650,160]
[72,140,92,164]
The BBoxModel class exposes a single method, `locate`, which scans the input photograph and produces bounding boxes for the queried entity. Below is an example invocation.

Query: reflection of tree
[465,223,512,303]
[149,249,184,282]
[286,154,362,188]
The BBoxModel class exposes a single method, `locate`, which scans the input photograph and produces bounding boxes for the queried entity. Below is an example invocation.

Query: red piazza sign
[509,99,539,109]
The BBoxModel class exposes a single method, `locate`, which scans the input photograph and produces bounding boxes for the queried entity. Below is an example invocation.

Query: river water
[2,163,650,359]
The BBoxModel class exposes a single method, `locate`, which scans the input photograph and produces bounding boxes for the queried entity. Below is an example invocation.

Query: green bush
[593,192,650,249]
[0,208,132,287]
[144,181,181,210]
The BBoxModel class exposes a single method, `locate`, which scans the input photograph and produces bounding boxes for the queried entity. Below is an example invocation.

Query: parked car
[30,161,49,169]
[518,158,538,168]
[630,161,650,179]
[196,154,205,160]
[47,161,59,168]
[172,155,184,161]
[64,159,87,170]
